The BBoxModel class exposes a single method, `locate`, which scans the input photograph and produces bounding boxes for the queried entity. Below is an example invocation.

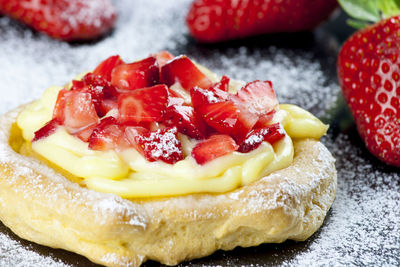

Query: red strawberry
[0,0,117,41]
[160,55,212,90]
[337,4,400,167]
[75,123,98,142]
[53,89,99,132]
[191,80,278,142]
[72,73,118,117]
[153,51,175,68]
[134,127,184,164]
[163,105,207,139]
[32,119,60,142]
[111,56,159,91]
[88,117,130,151]
[118,84,169,124]
[124,126,150,153]
[186,0,337,43]
[210,75,230,92]
[192,135,238,165]
[238,123,285,153]
[93,55,124,81]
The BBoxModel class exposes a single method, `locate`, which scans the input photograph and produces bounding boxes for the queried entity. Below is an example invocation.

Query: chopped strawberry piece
[71,73,119,117]
[192,135,238,165]
[164,105,207,139]
[238,123,286,153]
[124,126,150,153]
[118,84,169,124]
[231,80,278,130]
[32,119,60,142]
[190,86,229,109]
[167,88,186,106]
[111,56,159,91]
[88,117,130,151]
[201,101,239,135]
[160,55,212,90]
[134,127,184,164]
[93,55,124,81]
[53,89,99,132]
[254,110,276,128]
[153,51,175,67]
[74,123,98,142]
[210,75,230,92]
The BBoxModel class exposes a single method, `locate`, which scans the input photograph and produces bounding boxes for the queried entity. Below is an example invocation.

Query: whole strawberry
[0,0,116,41]
[338,1,400,167]
[186,0,338,43]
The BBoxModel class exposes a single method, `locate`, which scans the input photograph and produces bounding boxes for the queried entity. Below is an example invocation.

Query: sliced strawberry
[75,123,98,142]
[254,110,277,128]
[191,135,238,165]
[163,105,207,139]
[190,86,229,109]
[160,55,212,90]
[72,73,119,117]
[118,84,169,124]
[88,117,130,151]
[201,101,239,135]
[238,123,286,153]
[124,126,150,153]
[231,80,278,132]
[153,51,175,68]
[53,89,99,132]
[32,119,60,142]
[210,75,230,92]
[134,127,184,164]
[111,56,159,91]
[93,55,124,81]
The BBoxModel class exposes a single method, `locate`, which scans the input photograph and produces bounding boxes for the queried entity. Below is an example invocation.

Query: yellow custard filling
[17,81,327,198]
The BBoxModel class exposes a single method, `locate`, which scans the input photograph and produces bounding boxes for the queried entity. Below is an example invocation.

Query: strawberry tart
[0,52,336,266]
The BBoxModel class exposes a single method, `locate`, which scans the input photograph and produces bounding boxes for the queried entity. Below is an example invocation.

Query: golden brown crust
[0,106,337,266]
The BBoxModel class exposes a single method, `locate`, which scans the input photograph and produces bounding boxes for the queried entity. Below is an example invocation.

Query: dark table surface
[0,1,399,266]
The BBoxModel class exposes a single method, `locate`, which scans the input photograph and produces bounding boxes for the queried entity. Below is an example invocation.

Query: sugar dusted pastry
[0,51,336,266]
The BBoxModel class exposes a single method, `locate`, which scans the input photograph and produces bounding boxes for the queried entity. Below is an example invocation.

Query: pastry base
[0,106,337,266]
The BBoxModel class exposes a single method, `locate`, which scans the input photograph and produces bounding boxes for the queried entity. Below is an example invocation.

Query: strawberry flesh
[93,55,124,82]
[88,117,130,151]
[238,123,286,153]
[164,105,207,139]
[192,135,239,165]
[160,55,212,90]
[53,89,99,132]
[32,119,60,142]
[134,127,184,164]
[111,56,159,91]
[118,84,169,124]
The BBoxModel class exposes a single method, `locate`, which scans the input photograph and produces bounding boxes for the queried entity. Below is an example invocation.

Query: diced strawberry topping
[118,84,169,124]
[153,51,175,68]
[75,123,98,142]
[192,135,239,165]
[201,101,239,135]
[32,119,60,142]
[164,105,207,139]
[93,55,124,81]
[124,126,150,153]
[254,110,276,128]
[160,55,212,90]
[238,123,286,153]
[111,56,159,91]
[53,89,99,132]
[210,75,230,92]
[134,127,184,164]
[231,80,278,131]
[88,117,130,151]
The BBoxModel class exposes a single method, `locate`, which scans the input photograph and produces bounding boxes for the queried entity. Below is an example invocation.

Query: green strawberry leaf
[377,0,400,18]
[338,0,381,22]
